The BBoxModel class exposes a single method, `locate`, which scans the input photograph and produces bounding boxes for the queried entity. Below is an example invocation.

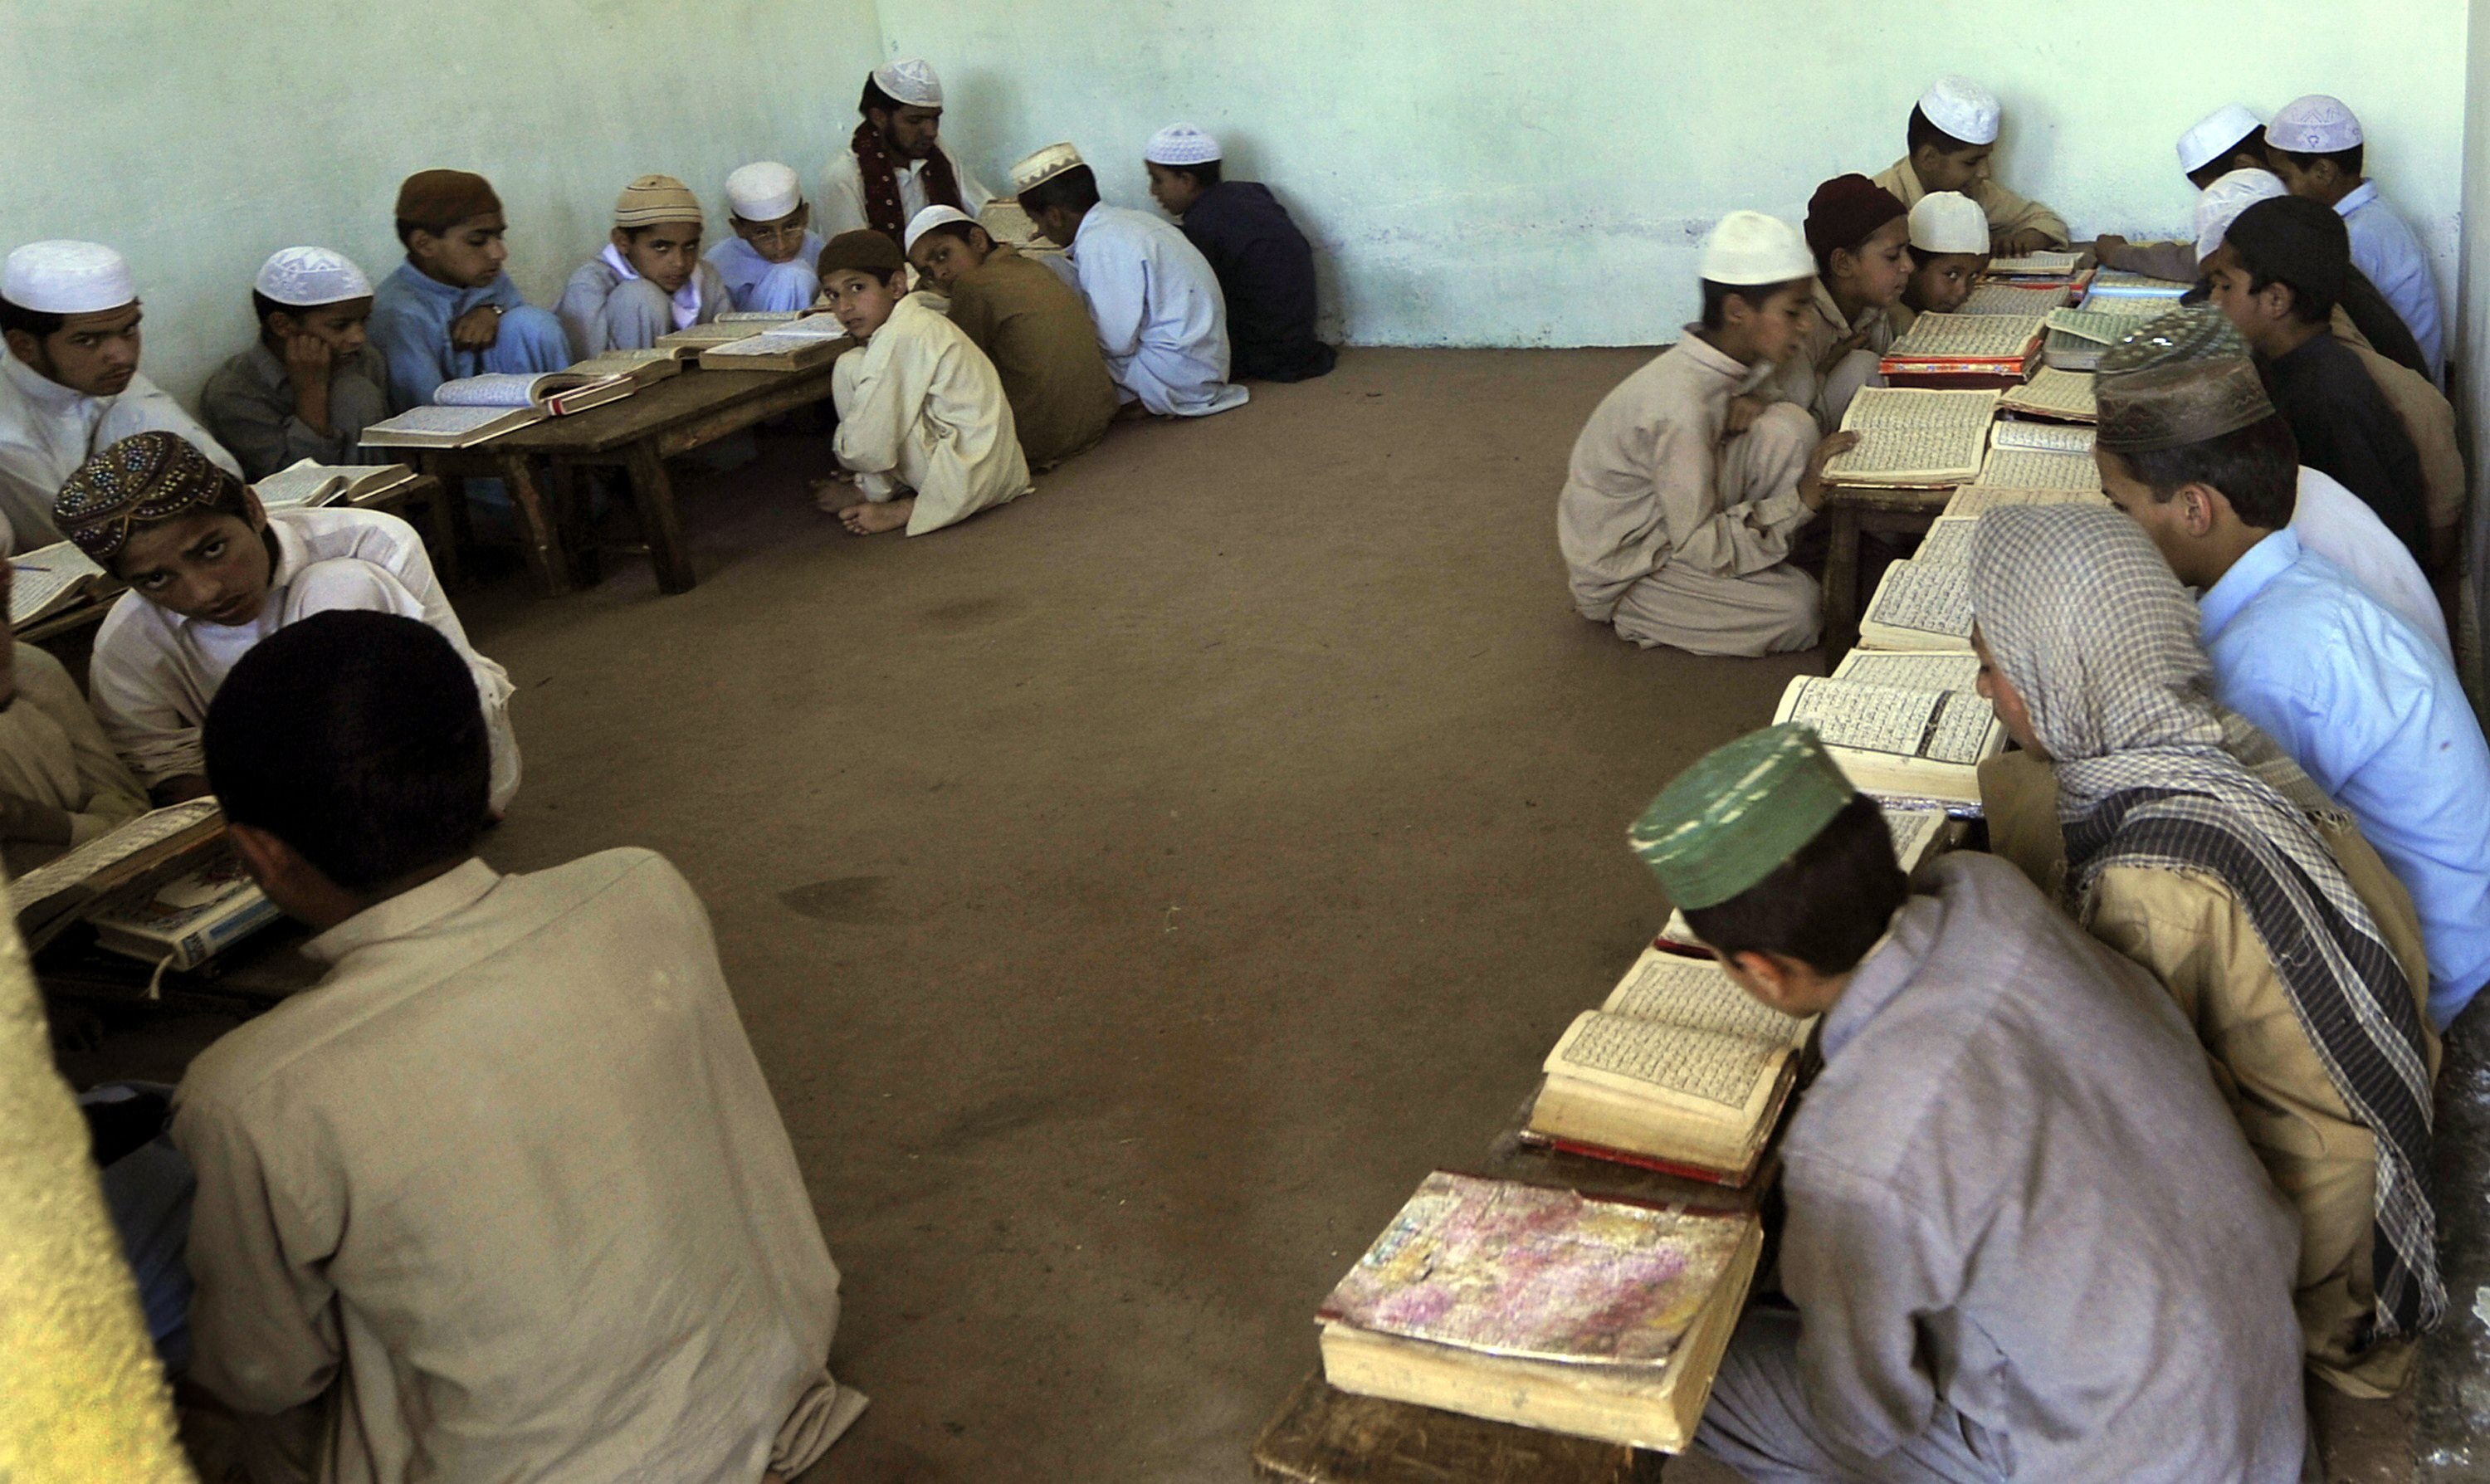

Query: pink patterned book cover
[1318,1171,1751,1367]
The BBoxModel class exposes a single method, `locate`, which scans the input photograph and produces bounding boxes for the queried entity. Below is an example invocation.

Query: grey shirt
[1780,853,2307,1482]
[198,342,390,481]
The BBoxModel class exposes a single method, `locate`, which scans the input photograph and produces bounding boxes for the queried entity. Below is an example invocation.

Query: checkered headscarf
[52,431,249,563]
[1970,503,2444,1345]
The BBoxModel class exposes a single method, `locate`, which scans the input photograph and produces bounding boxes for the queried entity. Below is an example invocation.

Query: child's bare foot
[838,498,913,535]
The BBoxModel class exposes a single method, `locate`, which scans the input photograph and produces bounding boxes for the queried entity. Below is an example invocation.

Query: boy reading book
[1011,143,1249,417]
[1630,726,2307,1482]
[0,563,147,876]
[1872,76,2068,256]
[1556,211,1853,657]
[906,206,1118,469]
[177,610,864,1481]
[0,241,242,553]
[710,162,823,314]
[1894,192,1985,334]
[1777,175,1910,430]
[557,175,732,359]
[1142,124,1337,383]
[200,247,389,480]
[813,231,1031,536]
[2092,103,2269,281]
[2266,94,2443,380]
[367,170,571,414]
[57,432,520,813]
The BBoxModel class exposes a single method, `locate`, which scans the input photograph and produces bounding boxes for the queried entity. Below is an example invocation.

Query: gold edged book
[1525,949,1812,1184]
[1316,1171,1765,1452]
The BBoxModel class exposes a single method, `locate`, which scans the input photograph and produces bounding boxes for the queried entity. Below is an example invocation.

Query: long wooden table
[406,358,847,598]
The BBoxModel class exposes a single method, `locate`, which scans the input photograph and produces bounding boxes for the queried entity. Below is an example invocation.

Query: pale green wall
[0,1,2473,396]
[0,0,885,400]
[887,0,2469,348]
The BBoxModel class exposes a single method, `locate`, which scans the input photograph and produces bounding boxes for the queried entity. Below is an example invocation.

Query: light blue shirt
[706,232,823,312]
[367,261,540,412]
[2200,530,2490,1026]
[2336,180,2443,381]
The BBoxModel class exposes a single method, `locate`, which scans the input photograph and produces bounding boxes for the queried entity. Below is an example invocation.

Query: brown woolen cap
[394,170,503,232]
[818,229,906,277]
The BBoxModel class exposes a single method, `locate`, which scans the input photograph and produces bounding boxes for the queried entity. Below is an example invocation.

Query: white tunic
[818,140,995,239]
[86,506,520,808]
[0,353,242,554]
[1067,205,1248,417]
[832,294,1033,535]
[2288,464,2449,660]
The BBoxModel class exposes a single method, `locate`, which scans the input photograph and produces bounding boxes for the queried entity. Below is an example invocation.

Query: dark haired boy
[0,240,241,552]
[173,609,865,1482]
[1638,726,2307,1482]
[1871,76,2068,256]
[1779,174,1910,430]
[1012,142,1247,417]
[820,58,994,241]
[2265,94,2441,380]
[2092,309,2490,1033]
[815,230,1031,536]
[906,206,1118,468]
[2204,196,2427,559]
[366,170,571,414]
[556,174,731,359]
[199,247,389,481]
[1143,124,1336,383]
[1556,212,1853,657]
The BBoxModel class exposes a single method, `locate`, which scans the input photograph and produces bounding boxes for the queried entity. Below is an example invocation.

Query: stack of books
[1878,311,2046,388]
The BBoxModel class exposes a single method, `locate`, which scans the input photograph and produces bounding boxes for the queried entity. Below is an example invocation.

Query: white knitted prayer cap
[2194,168,2287,261]
[905,205,976,253]
[2176,105,2263,174]
[2267,95,2362,154]
[253,247,373,307]
[1145,124,1223,167]
[1011,143,1085,194]
[1907,193,1989,255]
[1700,212,1815,286]
[874,58,944,108]
[724,162,803,222]
[2,240,134,314]
[1918,76,2001,146]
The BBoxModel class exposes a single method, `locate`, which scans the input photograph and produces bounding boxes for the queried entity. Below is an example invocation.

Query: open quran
[360,372,632,449]
[1855,515,1976,652]
[1970,442,2104,491]
[1526,949,1812,1184]
[8,798,227,949]
[9,540,109,628]
[1773,670,2005,808]
[696,313,856,371]
[1990,420,2094,456]
[1879,311,2045,380]
[1941,482,2113,520]
[1998,368,2097,422]
[1819,388,1999,486]
[1956,282,2069,315]
[1985,249,2083,277]
[1316,1171,1763,1452]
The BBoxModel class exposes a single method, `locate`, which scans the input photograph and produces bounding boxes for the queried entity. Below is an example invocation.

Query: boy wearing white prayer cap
[1893,191,1988,334]
[2265,94,2442,381]
[1013,142,1248,417]
[200,247,391,480]
[2092,104,2273,283]
[1555,212,1858,657]
[820,59,995,242]
[708,162,824,313]
[1143,123,1335,382]
[0,241,242,553]
[1872,76,2068,256]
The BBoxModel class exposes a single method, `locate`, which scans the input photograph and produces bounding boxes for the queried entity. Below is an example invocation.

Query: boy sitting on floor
[1142,124,1337,383]
[1892,191,1987,334]
[0,562,147,876]
[1872,76,2068,256]
[2266,94,2443,381]
[558,174,731,359]
[200,247,389,481]
[710,162,824,314]
[1777,174,1910,430]
[813,230,1032,536]
[1555,211,1854,657]
[906,206,1119,470]
[367,169,572,413]
[176,610,865,1482]
[1012,142,1249,418]
[60,431,519,811]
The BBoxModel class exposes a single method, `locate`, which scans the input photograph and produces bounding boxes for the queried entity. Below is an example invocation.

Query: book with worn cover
[1316,1171,1765,1452]
[1820,388,1999,487]
[88,851,281,972]
[1526,950,1813,1184]
[7,799,226,946]
[1998,368,2096,423]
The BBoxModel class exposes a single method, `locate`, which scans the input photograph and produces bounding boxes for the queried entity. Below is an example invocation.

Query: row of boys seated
[0,56,1334,553]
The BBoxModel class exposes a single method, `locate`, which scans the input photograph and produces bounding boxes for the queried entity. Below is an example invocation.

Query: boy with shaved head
[0,240,241,551]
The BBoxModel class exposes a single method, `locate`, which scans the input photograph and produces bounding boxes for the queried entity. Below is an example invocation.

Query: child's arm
[1974,179,2070,252]
[830,338,930,476]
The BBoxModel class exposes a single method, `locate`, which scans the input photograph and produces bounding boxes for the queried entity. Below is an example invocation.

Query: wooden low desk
[1817,484,1952,657]
[408,359,847,598]
[12,473,456,650]
[1249,1092,1770,1482]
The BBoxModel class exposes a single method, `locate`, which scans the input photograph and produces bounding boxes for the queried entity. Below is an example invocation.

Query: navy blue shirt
[1179,182,1336,382]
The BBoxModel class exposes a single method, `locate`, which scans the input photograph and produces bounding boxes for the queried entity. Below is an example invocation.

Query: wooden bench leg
[552,459,603,589]
[624,442,696,594]
[1821,505,1862,657]
[431,475,471,593]
[499,456,572,598]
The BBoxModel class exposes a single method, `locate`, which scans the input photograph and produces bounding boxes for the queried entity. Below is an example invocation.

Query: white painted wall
[886,0,2468,348]
[0,0,2470,396]
[2460,0,2490,689]
[0,0,884,400]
